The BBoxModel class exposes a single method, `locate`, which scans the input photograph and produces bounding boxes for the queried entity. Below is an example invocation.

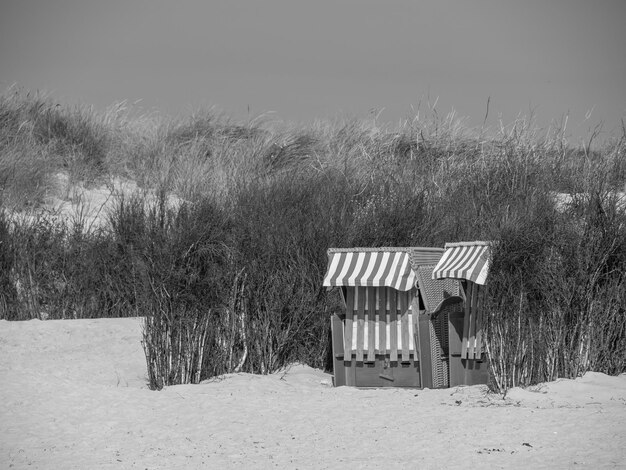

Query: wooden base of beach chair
[340,357,421,388]
[331,312,421,387]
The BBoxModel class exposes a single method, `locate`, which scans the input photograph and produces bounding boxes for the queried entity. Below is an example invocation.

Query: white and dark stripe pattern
[323,249,417,291]
[342,286,417,361]
[432,241,491,285]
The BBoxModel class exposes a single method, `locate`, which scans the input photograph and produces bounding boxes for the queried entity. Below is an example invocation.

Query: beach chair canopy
[323,247,444,292]
[432,241,491,285]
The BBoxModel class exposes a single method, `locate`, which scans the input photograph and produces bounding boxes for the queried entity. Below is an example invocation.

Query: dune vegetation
[1,87,624,392]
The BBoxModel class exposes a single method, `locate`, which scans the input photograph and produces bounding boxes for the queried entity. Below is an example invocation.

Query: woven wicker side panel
[429,309,450,388]
[416,265,463,314]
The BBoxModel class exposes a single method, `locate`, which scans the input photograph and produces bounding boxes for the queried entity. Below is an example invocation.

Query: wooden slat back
[378,287,387,355]
[344,288,354,359]
[356,287,366,362]
[461,282,471,358]
[474,285,484,357]
[367,287,376,362]
[388,287,398,362]
[342,287,418,361]
[467,283,477,359]
[400,291,410,362]
[459,281,485,360]
[399,290,409,315]
[401,311,410,362]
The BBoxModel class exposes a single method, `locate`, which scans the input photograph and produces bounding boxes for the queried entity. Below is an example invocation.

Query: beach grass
[1,86,624,391]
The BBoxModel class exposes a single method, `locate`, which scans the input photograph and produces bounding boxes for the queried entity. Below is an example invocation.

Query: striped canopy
[323,249,417,291]
[432,242,491,285]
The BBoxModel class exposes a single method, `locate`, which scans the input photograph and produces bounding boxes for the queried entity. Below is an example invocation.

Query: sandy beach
[2,317,625,469]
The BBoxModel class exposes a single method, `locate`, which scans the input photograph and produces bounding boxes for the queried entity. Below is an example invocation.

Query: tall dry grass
[1,87,624,390]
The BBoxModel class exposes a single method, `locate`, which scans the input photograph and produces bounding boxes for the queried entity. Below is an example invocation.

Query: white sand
[1,318,625,469]
[24,173,183,232]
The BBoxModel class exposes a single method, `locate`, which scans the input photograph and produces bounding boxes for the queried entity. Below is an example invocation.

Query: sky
[1,0,625,143]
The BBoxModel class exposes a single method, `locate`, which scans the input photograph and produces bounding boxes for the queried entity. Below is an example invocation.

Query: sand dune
[1,317,625,469]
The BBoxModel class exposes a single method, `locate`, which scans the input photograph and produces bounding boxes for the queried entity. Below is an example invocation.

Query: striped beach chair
[323,243,491,388]
[324,248,442,387]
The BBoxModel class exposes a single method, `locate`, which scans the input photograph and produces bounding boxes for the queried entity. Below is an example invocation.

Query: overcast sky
[1,0,625,142]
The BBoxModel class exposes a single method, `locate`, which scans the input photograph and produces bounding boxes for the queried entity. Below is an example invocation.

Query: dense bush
[109,195,237,389]
[1,88,624,391]
[484,186,626,393]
